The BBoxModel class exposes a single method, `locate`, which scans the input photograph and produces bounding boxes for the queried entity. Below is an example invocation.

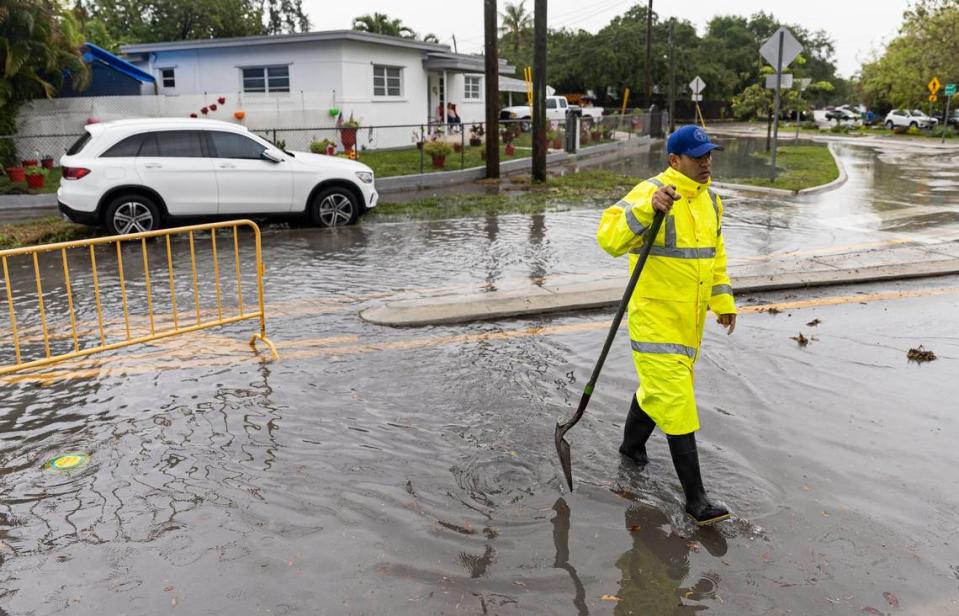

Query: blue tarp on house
[60,42,155,97]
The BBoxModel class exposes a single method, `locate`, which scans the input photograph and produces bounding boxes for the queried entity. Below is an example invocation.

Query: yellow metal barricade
[0,219,277,376]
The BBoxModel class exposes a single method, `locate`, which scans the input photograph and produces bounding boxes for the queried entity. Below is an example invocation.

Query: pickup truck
[500,95,603,128]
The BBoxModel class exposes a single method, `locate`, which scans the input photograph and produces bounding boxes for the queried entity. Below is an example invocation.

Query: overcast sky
[302,0,915,78]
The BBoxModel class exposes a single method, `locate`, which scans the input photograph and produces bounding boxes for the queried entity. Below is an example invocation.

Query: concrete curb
[797,142,848,196]
[360,244,959,327]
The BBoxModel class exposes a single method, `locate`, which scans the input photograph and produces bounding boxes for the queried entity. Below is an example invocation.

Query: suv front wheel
[104,195,161,235]
[310,186,360,227]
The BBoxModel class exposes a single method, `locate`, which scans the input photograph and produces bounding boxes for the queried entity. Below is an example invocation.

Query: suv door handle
[143,163,163,169]
[218,163,236,169]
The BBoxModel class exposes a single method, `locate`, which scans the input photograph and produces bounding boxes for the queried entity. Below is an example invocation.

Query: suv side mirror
[261,149,284,163]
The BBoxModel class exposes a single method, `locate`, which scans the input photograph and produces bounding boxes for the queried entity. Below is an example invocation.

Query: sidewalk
[360,241,959,326]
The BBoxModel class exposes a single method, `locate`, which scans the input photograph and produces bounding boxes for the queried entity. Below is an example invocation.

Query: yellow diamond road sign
[929,76,941,94]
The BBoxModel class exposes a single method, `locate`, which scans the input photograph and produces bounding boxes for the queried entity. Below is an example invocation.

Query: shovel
[555,208,666,492]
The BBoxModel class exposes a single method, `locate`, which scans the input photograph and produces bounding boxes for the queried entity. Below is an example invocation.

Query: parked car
[884,109,934,130]
[58,118,377,235]
[824,105,860,123]
[947,110,959,128]
[500,95,603,130]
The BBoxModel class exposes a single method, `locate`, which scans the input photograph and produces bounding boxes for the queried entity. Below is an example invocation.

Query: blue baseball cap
[667,125,724,157]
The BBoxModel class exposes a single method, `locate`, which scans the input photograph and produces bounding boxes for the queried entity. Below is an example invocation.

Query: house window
[160,68,175,89]
[464,76,482,100]
[373,65,402,97]
[241,66,290,93]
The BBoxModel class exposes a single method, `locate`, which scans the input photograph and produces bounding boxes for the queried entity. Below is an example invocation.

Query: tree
[352,13,415,38]
[77,0,309,46]
[499,0,532,54]
[857,0,959,113]
[1,0,89,165]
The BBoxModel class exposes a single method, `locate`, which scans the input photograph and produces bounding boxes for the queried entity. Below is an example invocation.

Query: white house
[121,31,515,147]
[16,30,518,152]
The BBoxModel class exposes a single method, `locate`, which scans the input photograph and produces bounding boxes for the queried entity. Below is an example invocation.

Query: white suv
[883,109,934,130]
[58,118,377,234]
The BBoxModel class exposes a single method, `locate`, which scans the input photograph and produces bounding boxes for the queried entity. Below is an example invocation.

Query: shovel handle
[556,208,666,435]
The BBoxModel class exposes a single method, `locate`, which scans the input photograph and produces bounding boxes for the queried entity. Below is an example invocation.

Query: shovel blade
[555,422,574,492]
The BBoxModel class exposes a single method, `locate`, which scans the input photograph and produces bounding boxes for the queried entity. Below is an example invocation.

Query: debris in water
[861,608,883,615]
[806,318,822,327]
[759,306,782,314]
[907,346,936,363]
[791,333,812,347]
[600,595,621,602]
[883,592,899,608]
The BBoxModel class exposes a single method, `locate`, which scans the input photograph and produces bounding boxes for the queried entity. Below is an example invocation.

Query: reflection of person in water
[613,503,727,614]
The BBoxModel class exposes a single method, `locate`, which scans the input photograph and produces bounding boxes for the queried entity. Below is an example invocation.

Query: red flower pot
[190,113,198,118]
[41,158,54,169]
[505,144,515,156]
[201,107,209,115]
[21,159,38,167]
[325,143,336,156]
[218,96,226,105]
[431,155,446,168]
[6,167,25,182]
[552,138,563,149]
[26,174,44,189]
[340,127,357,150]
[210,103,218,111]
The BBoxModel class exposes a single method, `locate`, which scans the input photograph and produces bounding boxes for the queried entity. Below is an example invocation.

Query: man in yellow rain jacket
[596,125,737,525]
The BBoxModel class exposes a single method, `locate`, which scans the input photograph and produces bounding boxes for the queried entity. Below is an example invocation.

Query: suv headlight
[355,171,373,184]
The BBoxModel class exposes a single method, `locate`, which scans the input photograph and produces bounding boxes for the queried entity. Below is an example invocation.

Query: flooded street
[1,139,958,615]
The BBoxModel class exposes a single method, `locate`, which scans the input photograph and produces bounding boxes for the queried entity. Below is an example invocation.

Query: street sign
[691,94,703,102]
[798,77,812,91]
[760,27,803,182]
[689,76,706,95]
[928,76,941,94]
[929,94,938,102]
[766,73,793,89]
[760,27,803,69]
[946,84,957,97]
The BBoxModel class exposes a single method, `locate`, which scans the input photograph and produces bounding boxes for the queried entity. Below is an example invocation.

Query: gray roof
[121,29,452,55]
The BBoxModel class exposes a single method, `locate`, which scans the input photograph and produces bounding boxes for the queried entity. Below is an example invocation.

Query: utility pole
[532,0,547,182]
[667,19,675,133]
[484,0,500,178]
[644,0,653,107]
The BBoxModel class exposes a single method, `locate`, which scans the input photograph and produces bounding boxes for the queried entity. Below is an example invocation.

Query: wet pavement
[1,138,959,614]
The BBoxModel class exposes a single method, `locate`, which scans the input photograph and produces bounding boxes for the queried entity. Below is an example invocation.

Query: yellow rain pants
[596,167,736,434]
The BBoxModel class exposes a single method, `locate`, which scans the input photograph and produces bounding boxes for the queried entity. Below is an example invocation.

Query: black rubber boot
[618,395,656,467]
[667,433,730,526]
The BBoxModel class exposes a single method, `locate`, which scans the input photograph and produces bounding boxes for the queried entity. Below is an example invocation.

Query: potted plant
[339,113,360,152]
[469,124,484,147]
[423,140,452,168]
[41,155,55,169]
[453,141,463,153]
[24,165,48,189]
[501,127,515,156]
[548,129,564,150]
[5,165,25,183]
[310,138,335,155]
[21,157,38,167]
[590,128,602,142]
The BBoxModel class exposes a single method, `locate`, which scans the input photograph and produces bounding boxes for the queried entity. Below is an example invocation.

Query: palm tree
[0,0,88,165]
[499,0,532,53]
[351,13,416,39]
[421,33,439,44]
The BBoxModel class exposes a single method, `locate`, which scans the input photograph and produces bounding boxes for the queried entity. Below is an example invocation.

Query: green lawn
[0,217,99,250]
[725,144,839,192]
[0,167,62,195]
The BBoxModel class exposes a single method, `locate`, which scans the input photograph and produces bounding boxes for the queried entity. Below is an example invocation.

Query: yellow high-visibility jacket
[596,166,736,434]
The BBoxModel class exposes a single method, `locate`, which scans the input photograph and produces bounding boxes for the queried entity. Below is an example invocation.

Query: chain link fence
[1,113,659,193]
